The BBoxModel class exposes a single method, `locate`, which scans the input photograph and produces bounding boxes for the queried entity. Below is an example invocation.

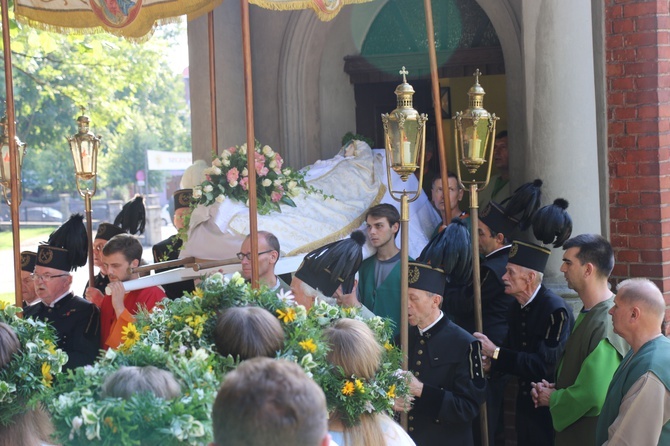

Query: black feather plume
[309,230,365,294]
[532,198,573,248]
[47,214,88,270]
[500,179,543,230]
[113,195,146,235]
[418,218,472,284]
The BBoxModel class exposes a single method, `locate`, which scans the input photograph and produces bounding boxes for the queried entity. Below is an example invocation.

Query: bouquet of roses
[193,141,320,215]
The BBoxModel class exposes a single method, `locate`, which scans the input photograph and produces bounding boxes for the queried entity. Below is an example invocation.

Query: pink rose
[227,146,236,154]
[274,153,283,171]
[271,191,283,202]
[240,177,249,191]
[227,167,239,183]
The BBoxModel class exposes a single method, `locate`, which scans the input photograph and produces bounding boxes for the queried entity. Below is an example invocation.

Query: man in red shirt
[100,234,166,349]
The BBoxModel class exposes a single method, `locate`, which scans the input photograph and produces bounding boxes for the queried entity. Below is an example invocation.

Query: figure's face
[239,236,278,282]
[290,276,313,309]
[478,220,500,256]
[494,136,509,171]
[104,252,138,283]
[560,247,586,291]
[33,265,72,304]
[432,177,463,214]
[502,263,530,300]
[173,207,191,230]
[609,294,630,337]
[365,216,398,249]
[93,238,107,270]
[21,270,38,304]
[407,288,439,329]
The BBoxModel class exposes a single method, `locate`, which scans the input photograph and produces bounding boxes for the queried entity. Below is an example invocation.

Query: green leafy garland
[0,303,68,427]
[47,272,409,444]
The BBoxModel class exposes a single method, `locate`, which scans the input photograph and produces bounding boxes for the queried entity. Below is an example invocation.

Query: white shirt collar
[486,244,511,258]
[419,311,444,335]
[47,290,70,308]
[521,284,542,309]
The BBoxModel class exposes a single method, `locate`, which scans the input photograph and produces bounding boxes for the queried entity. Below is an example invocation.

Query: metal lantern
[0,112,26,204]
[381,67,428,181]
[453,69,499,176]
[67,109,100,188]
[67,107,101,287]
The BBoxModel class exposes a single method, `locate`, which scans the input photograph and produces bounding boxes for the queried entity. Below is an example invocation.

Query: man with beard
[101,233,165,349]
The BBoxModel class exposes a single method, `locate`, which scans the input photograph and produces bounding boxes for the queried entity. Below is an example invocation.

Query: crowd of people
[4,132,670,446]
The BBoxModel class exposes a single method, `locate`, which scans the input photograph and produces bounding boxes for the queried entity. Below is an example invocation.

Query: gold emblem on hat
[39,248,54,265]
[178,192,191,207]
[509,244,518,258]
[408,265,420,284]
[97,224,107,236]
[21,254,30,267]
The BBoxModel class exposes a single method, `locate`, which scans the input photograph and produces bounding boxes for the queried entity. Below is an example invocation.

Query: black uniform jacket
[152,234,195,299]
[444,246,515,346]
[407,315,487,446]
[32,293,101,369]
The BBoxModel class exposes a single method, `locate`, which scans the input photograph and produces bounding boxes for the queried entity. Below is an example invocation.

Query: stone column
[58,193,70,219]
[520,0,603,290]
[144,194,162,247]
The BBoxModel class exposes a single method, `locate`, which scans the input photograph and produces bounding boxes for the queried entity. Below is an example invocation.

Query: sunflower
[276,308,296,324]
[299,339,317,354]
[41,362,53,388]
[386,384,396,399]
[191,287,204,299]
[341,381,355,396]
[121,323,140,347]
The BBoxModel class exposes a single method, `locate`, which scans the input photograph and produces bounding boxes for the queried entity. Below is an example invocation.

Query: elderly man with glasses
[237,231,291,293]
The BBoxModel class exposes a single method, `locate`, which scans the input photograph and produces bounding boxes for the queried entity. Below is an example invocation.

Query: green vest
[359,256,403,337]
[595,335,670,445]
[554,297,629,446]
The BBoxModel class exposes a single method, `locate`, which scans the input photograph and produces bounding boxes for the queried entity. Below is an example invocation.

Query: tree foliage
[0,14,190,198]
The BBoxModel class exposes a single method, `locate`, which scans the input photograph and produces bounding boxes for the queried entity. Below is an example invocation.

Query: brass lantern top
[393,66,420,119]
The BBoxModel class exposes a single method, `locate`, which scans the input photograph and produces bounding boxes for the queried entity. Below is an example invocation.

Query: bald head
[616,278,666,323]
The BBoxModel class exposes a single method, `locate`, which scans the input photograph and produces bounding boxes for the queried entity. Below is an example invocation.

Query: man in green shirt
[530,234,629,446]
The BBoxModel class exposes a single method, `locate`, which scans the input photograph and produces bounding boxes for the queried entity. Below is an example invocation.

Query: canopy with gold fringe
[14,0,224,40]
[248,0,372,21]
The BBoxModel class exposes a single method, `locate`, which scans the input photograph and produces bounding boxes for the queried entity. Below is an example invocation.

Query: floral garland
[0,303,68,427]
[193,141,324,215]
[47,273,409,444]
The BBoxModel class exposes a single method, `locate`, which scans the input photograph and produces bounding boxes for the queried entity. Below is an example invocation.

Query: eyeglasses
[30,273,69,282]
[236,250,275,261]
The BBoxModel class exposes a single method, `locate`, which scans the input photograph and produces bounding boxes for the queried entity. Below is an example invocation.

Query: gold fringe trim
[286,183,386,256]
[248,0,373,22]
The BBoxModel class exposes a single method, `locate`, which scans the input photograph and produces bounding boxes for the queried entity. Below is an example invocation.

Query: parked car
[25,207,63,222]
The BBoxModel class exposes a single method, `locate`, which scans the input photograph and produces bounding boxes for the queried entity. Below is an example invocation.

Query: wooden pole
[423,0,451,226]
[240,0,259,287]
[1,0,23,308]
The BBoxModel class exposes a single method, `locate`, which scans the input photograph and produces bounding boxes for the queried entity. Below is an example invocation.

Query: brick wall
[607,0,670,332]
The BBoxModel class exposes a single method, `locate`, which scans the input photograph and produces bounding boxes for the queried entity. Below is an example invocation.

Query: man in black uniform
[399,262,486,446]
[32,215,101,369]
[152,189,195,299]
[444,201,517,445]
[20,251,41,318]
[475,241,574,446]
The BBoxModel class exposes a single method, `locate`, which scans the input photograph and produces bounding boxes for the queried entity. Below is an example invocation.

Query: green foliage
[1,16,190,196]
[341,131,374,148]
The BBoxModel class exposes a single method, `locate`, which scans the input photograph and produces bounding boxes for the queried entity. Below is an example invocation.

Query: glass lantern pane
[0,144,9,182]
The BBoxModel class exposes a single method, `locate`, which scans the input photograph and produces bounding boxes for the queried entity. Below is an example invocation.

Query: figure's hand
[473,332,497,358]
[107,281,127,318]
[334,281,360,308]
[407,372,425,398]
[530,380,555,408]
[85,287,104,307]
[393,394,414,412]
[481,354,492,373]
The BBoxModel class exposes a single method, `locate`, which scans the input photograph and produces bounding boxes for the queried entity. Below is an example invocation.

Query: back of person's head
[212,357,329,446]
[213,306,285,360]
[0,323,54,446]
[102,233,143,263]
[323,318,382,380]
[101,366,181,400]
[616,278,666,325]
[563,234,615,278]
[0,322,20,368]
[365,203,400,227]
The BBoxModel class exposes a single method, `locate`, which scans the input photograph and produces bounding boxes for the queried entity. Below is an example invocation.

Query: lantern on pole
[381,66,427,429]
[67,108,101,287]
[0,112,26,204]
[452,69,499,445]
